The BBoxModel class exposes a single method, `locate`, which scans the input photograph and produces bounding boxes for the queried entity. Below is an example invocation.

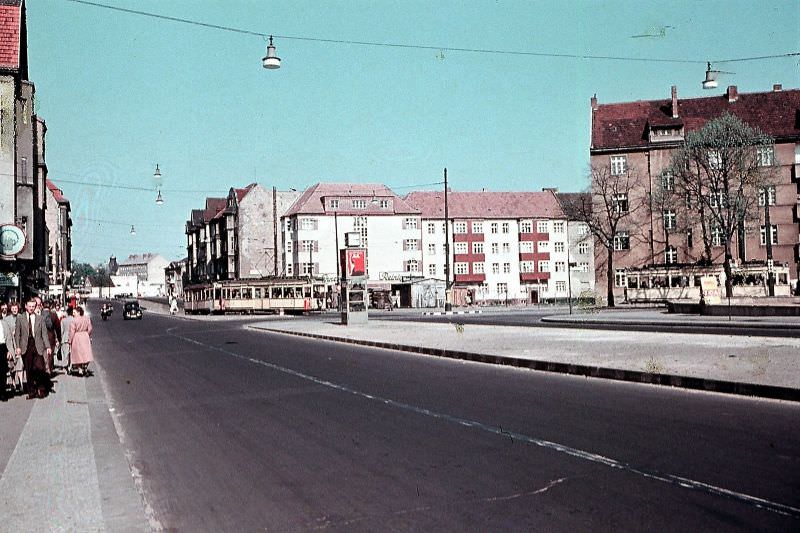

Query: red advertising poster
[341,248,366,278]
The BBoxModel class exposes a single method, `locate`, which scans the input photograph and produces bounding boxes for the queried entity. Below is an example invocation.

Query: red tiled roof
[591,87,800,151]
[204,197,226,222]
[0,2,21,71]
[46,179,69,204]
[234,183,256,202]
[284,182,420,216]
[404,190,564,219]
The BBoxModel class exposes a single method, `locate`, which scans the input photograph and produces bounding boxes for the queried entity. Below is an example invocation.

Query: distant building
[117,253,169,297]
[44,179,71,299]
[164,258,187,298]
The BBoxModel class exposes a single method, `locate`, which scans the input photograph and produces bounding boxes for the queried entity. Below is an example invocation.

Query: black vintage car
[123,301,143,320]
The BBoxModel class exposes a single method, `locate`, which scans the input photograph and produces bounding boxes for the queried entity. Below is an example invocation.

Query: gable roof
[0,1,24,74]
[404,190,564,219]
[45,179,69,205]
[284,183,420,216]
[591,86,800,151]
[203,197,226,222]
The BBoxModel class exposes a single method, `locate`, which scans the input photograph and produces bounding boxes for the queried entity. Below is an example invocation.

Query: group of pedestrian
[1,295,95,401]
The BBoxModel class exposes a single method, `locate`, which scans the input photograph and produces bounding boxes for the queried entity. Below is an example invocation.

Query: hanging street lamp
[262,35,281,69]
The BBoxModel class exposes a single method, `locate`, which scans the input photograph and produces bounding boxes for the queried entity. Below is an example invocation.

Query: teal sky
[27,0,799,265]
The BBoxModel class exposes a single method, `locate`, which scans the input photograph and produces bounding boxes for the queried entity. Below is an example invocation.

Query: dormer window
[649,125,683,142]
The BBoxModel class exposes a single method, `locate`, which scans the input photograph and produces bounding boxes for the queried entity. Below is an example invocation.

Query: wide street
[85,301,799,531]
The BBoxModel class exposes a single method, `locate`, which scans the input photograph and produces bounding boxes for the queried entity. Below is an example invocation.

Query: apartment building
[405,190,593,304]
[590,84,800,302]
[44,179,71,298]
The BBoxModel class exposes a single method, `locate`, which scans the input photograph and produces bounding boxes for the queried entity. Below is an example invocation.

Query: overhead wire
[64,0,797,66]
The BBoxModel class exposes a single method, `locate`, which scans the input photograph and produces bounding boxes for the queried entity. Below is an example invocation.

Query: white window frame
[758,186,776,206]
[454,221,467,234]
[502,242,510,253]
[472,221,483,234]
[538,260,550,272]
[756,146,774,167]
[519,241,533,253]
[352,199,366,209]
[491,243,499,254]
[427,243,436,256]
[428,263,437,276]
[473,262,485,274]
[501,222,510,234]
[490,222,498,234]
[520,261,535,273]
[760,225,778,245]
[553,242,565,253]
[610,155,627,175]
[503,263,511,273]
[553,221,565,234]
[492,263,500,274]
[472,242,484,254]
[663,209,677,231]
[665,246,678,264]
[427,222,436,235]
[455,262,469,275]
[519,221,532,233]
[404,217,419,230]
[578,242,589,254]
[454,242,468,254]
[613,231,630,251]
[537,221,549,233]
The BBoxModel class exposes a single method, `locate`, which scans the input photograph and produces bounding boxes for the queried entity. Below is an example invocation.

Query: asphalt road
[92,301,800,532]
[372,308,800,338]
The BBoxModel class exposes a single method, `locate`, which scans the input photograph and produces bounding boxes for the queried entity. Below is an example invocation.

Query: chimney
[590,93,598,111]
[671,85,679,118]
[773,84,782,92]
[727,85,738,103]
[542,187,559,193]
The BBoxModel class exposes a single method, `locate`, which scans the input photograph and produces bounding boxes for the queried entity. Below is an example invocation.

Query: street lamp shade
[262,35,281,69]
[130,225,136,236]
[156,189,164,205]
[153,163,162,179]
[702,62,719,90]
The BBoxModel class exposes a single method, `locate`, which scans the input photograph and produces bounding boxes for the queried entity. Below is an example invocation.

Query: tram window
[285,287,295,298]
[242,288,252,299]
[232,289,241,299]
[254,288,261,299]
[304,286,312,298]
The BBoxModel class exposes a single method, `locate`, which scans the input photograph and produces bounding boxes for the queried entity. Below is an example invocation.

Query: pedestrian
[60,305,74,372]
[169,296,178,315]
[4,302,23,393]
[0,302,10,400]
[43,300,61,375]
[69,306,94,377]
[14,297,52,399]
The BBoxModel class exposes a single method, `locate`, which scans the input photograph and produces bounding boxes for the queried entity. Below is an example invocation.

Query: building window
[503,263,511,273]
[661,171,675,191]
[454,221,467,233]
[555,281,567,293]
[665,246,678,264]
[404,239,419,251]
[21,157,27,183]
[300,218,318,230]
[578,242,589,254]
[472,221,483,234]
[380,199,389,209]
[455,262,469,275]
[610,155,627,175]
[756,146,774,167]
[501,222,510,234]
[427,243,436,256]
[554,261,566,273]
[520,220,532,233]
[613,231,630,251]
[405,259,419,272]
[352,199,366,209]
[497,283,508,294]
[553,222,565,233]
[442,222,447,233]
[553,242,565,253]
[577,223,589,235]
[537,241,548,251]
[472,242,484,254]
[708,150,722,170]
[490,222,498,234]
[758,186,776,206]
[427,222,436,234]
[454,242,468,254]
[428,264,437,276]
[519,241,533,253]
[538,260,550,272]
[578,261,589,272]
[760,225,778,245]
[663,209,677,231]
[711,225,723,246]
[473,262,485,274]
[709,191,727,208]
[329,199,339,209]
[537,220,549,233]
[286,219,293,231]
[491,243,499,254]
[615,270,627,288]
[492,263,500,274]
[520,261,534,273]
[404,217,419,230]
[613,193,629,214]
[286,263,293,275]
[502,243,510,253]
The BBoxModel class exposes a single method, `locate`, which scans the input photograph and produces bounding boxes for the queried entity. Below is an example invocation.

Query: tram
[183,277,327,315]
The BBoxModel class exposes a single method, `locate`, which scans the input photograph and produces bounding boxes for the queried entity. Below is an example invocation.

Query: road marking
[169,328,800,519]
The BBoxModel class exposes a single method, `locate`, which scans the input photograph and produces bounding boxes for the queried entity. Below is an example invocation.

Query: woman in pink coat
[68,307,94,376]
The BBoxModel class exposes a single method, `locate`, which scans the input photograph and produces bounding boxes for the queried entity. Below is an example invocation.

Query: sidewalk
[249,315,800,402]
[541,308,800,329]
[0,366,149,532]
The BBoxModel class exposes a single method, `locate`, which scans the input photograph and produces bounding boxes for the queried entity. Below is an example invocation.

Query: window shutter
[314,241,319,252]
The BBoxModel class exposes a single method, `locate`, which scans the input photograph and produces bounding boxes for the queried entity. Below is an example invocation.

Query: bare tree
[560,164,647,307]
[670,113,778,297]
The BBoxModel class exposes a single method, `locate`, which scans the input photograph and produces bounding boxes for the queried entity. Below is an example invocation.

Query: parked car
[123,301,143,320]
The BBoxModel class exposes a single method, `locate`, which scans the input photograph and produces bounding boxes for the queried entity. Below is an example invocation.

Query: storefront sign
[0,224,25,256]
[0,272,19,287]
[341,248,366,279]
[700,275,721,305]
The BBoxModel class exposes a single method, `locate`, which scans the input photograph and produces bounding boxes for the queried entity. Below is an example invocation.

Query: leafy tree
[669,113,778,297]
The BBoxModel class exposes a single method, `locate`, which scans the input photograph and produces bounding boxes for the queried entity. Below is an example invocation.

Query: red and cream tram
[183,277,326,315]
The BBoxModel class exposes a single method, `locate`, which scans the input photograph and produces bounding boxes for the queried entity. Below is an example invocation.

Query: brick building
[590,84,800,302]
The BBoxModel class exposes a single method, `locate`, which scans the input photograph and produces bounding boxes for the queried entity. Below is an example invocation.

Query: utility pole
[272,186,278,276]
[764,194,775,296]
[444,167,452,312]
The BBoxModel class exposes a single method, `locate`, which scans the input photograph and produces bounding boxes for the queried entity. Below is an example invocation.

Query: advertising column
[340,247,368,325]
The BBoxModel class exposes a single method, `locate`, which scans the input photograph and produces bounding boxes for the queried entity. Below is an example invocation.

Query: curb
[249,325,800,403]
[422,310,484,316]
[540,316,800,330]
